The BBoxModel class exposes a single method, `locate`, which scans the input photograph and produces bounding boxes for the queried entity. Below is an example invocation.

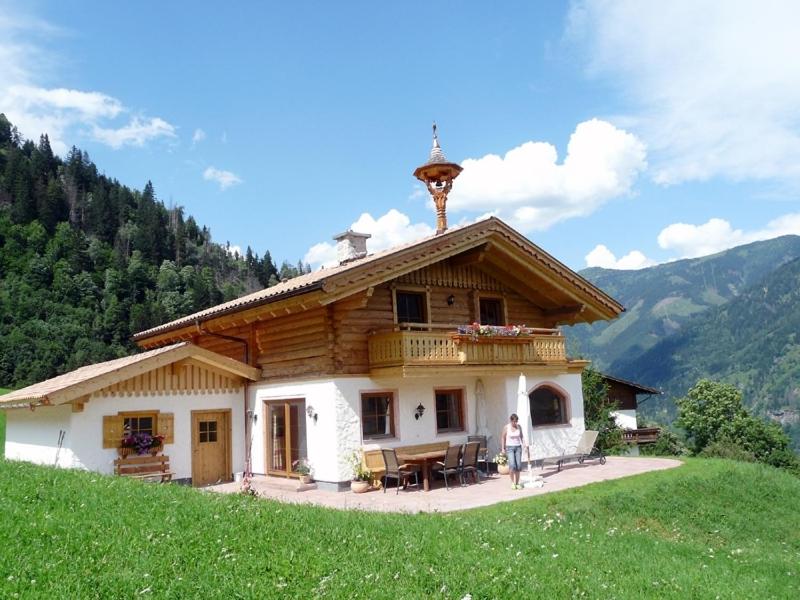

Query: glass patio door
[266,399,307,477]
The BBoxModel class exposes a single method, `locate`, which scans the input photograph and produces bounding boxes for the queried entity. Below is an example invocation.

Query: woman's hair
[509,413,519,421]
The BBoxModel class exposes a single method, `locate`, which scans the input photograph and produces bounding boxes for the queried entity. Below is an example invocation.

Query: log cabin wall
[186,260,558,377]
[607,381,638,411]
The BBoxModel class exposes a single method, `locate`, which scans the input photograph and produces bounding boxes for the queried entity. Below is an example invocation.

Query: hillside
[0,114,306,388]
[613,256,800,433]
[0,458,797,598]
[567,235,800,370]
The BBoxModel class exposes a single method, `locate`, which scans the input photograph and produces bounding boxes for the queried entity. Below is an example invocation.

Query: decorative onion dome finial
[428,121,448,164]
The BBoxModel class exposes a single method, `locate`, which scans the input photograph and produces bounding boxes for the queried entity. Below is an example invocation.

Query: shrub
[641,429,688,457]
[699,439,756,463]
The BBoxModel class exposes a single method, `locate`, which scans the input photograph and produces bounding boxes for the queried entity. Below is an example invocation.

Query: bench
[363,442,451,488]
[541,430,606,473]
[114,454,173,482]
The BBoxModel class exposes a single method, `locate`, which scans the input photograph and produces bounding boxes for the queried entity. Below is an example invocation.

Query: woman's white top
[505,424,523,447]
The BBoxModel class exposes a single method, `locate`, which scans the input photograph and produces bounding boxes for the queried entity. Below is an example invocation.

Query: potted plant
[119,433,164,457]
[349,450,372,493]
[494,451,510,475]
[293,459,313,484]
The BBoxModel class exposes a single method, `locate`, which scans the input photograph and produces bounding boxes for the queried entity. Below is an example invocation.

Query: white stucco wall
[612,409,638,430]
[250,369,587,484]
[5,404,75,468]
[5,390,245,482]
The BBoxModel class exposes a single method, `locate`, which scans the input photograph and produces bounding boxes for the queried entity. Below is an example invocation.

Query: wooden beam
[542,304,585,318]
[71,395,89,413]
[449,243,491,268]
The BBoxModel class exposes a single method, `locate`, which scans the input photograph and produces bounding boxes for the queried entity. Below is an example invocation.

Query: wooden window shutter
[157,413,174,444]
[102,415,124,448]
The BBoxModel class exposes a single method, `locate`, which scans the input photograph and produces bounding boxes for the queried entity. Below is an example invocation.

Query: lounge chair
[432,445,462,489]
[541,430,606,473]
[467,435,489,475]
[460,441,481,484]
[380,449,420,494]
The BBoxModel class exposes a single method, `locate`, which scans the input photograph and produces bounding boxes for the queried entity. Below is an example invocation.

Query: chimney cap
[333,229,371,242]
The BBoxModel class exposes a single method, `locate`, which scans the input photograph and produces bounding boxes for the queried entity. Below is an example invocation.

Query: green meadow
[0,458,797,598]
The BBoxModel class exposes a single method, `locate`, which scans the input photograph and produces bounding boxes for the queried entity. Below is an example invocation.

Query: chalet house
[1,132,625,489]
[602,374,662,445]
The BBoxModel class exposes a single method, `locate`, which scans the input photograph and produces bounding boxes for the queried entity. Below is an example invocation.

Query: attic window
[396,291,426,324]
[479,298,504,326]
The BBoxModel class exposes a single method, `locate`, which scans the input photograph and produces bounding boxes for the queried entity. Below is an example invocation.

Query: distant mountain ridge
[568,235,800,370]
[566,235,800,449]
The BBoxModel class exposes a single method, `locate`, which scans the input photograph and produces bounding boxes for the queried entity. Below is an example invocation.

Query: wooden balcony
[622,427,662,444]
[368,327,569,373]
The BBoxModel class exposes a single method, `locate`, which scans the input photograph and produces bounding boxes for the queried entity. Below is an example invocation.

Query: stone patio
[206,456,682,513]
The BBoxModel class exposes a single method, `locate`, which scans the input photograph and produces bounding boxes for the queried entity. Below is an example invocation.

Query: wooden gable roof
[134,217,624,347]
[0,342,260,409]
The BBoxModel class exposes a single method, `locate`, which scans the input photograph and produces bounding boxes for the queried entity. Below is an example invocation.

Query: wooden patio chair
[432,445,463,490]
[380,449,420,494]
[467,435,489,475]
[460,441,481,484]
[541,430,606,473]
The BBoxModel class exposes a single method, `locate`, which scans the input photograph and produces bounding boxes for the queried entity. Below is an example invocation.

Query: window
[396,291,426,324]
[199,420,218,443]
[122,413,156,436]
[479,297,504,326]
[530,387,568,426]
[361,392,395,439]
[435,388,465,433]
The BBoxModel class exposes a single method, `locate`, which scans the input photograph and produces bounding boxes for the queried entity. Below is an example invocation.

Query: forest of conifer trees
[0,113,309,387]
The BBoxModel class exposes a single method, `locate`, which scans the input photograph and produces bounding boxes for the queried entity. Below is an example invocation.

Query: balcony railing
[368,327,568,369]
[622,427,662,444]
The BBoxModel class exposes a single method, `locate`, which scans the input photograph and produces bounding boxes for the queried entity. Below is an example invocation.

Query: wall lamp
[246,409,257,423]
[306,405,318,423]
[414,403,426,420]
[447,294,455,306]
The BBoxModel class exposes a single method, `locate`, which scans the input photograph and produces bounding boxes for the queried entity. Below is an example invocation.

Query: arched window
[529,386,568,426]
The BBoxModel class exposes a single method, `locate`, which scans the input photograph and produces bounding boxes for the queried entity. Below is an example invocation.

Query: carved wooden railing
[622,427,662,444]
[368,330,568,368]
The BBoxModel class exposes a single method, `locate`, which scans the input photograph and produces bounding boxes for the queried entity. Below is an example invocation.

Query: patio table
[396,449,447,491]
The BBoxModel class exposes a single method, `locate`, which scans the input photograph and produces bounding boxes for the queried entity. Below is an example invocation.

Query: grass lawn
[0,459,797,599]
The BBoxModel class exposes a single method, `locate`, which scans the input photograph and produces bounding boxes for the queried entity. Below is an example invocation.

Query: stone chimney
[333,230,371,264]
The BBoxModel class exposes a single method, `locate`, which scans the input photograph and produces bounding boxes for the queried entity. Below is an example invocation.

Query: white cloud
[226,244,243,257]
[657,214,800,258]
[585,244,653,270]
[92,117,176,149]
[203,166,243,190]
[0,8,175,153]
[304,209,435,268]
[192,128,206,144]
[569,0,800,185]
[448,119,646,232]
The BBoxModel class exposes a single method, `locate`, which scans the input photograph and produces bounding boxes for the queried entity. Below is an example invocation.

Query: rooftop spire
[427,121,448,164]
[413,124,463,234]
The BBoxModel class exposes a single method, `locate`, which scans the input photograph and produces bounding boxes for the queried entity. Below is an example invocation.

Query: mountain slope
[0,114,305,388]
[612,255,800,421]
[566,235,800,370]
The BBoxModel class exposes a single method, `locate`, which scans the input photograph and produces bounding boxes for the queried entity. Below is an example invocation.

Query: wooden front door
[191,409,232,487]
[265,399,307,477]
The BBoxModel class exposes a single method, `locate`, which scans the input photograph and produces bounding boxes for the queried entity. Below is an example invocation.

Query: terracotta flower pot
[351,480,370,493]
[118,447,134,458]
[300,474,313,485]
[497,464,510,475]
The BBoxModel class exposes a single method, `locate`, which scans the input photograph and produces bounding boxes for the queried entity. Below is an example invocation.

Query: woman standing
[501,413,524,490]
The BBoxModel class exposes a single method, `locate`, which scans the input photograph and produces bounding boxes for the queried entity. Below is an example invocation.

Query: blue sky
[3,1,800,271]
